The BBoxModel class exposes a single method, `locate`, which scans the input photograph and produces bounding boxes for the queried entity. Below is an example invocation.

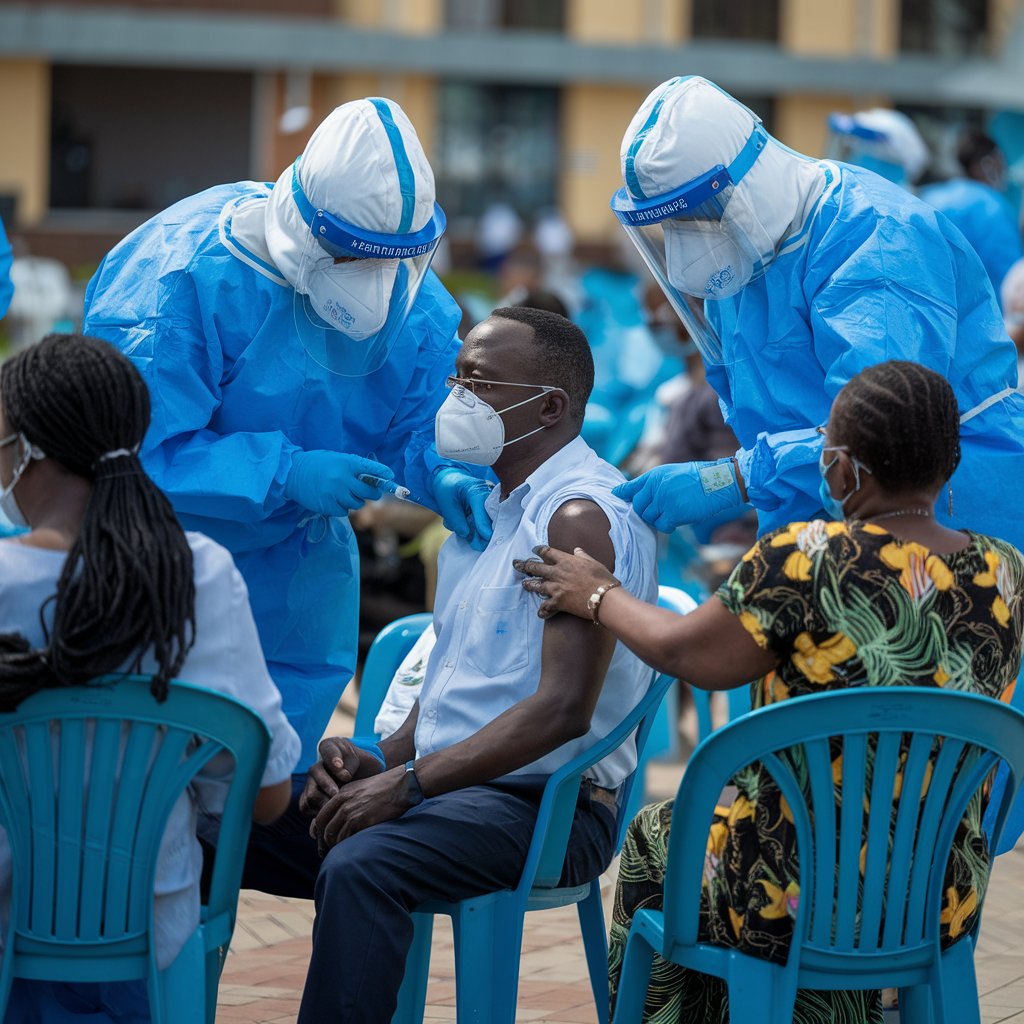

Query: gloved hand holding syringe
[358,474,414,502]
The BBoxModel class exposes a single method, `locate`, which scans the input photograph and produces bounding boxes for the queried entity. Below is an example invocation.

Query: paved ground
[215,704,1024,1023]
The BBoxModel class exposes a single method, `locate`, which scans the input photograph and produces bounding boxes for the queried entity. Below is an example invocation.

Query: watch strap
[404,759,425,806]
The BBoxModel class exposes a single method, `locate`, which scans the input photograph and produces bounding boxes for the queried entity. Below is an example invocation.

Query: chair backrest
[662,688,1024,983]
[353,613,433,739]
[0,675,270,1017]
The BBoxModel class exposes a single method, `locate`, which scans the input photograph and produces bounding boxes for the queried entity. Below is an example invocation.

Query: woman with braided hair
[517,360,1024,1024]
[0,334,299,1022]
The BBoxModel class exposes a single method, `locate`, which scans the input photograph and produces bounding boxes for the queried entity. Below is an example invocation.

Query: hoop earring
[948,484,953,517]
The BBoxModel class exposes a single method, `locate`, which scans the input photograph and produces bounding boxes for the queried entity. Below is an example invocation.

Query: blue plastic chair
[0,674,271,1024]
[620,587,697,827]
[610,687,1024,1024]
[353,612,433,741]
[352,592,689,1024]
[691,681,753,743]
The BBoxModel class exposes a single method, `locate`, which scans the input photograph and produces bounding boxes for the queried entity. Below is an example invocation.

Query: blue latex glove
[431,467,494,551]
[285,451,394,515]
[613,458,744,533]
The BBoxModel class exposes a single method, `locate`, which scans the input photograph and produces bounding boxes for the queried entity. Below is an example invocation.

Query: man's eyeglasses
[445,376,559,395]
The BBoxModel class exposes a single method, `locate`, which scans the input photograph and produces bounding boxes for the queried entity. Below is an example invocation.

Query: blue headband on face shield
[289,162,447,261]
[827,113,887,144]
[611,124,769,226]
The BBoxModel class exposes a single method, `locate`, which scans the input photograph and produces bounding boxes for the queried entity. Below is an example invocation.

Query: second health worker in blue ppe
[83,98,492,767]
[610,76,1024,556]
[919,127,1023,298]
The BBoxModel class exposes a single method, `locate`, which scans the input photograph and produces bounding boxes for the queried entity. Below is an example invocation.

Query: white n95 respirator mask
[434,382,557,467]
[664,221,759,299]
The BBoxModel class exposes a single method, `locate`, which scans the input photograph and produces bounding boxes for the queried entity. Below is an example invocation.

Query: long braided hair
[830,360,962,492]
[0,334,195,708]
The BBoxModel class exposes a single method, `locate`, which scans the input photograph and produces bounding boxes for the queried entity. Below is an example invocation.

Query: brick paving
[216,709,1024,1023]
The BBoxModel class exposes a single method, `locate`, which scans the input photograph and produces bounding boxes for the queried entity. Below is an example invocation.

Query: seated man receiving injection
[242,306,658,1024]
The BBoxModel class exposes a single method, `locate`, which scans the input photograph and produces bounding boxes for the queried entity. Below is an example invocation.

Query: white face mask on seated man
[434,376,563,467]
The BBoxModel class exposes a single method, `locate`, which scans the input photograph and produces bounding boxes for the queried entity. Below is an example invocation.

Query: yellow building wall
[991,0,1022,50]
[568,0,686,44]
[334,0,441,33]
[782,0,897,56]
[781,0,858,55]
[0,60,50,226]
[561,83,652,243]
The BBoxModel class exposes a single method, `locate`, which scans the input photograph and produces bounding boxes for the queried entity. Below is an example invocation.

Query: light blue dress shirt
[416,436,658,789]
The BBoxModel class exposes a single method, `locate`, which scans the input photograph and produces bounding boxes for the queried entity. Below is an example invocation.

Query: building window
[50,65,253,211]
[445,0,564,32]
[900,0,989,56]
[435,82,561,232]
[691,0,779,42]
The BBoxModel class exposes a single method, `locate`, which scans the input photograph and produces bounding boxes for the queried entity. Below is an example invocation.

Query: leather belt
[586,780,620,811]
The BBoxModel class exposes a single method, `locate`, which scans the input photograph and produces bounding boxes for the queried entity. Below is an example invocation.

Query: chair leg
[450,895,523,1024]
[392,912,434,1024]
[726,956,792,1024]
[578,884,611,1019]
[932,937,980,1024]
[610,926,656,1024]
[899,984,934,1024]
[158,926,206,1024]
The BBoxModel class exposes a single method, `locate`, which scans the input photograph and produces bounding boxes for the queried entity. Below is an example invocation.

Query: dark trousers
[240,774,618,1024]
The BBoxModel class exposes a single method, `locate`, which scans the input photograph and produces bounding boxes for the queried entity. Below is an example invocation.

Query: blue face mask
[818,474,844,521]
[648,323,699,360]
[818,446,872,520]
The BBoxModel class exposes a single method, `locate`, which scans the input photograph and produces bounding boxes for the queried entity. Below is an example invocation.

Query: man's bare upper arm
[536,500,618,727]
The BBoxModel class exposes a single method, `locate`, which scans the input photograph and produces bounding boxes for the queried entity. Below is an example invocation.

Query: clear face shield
[290,164,447,376]
[610,126,774,365]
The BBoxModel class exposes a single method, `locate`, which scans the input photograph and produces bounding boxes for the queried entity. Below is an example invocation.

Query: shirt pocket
[462,584,530,679]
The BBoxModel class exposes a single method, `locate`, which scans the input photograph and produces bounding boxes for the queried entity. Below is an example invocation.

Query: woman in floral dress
[515,360,1024,1024]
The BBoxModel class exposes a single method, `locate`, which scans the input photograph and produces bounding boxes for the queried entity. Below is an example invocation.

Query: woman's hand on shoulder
[513,544,618,621]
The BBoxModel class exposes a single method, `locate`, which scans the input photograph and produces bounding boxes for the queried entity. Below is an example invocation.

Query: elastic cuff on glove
[350,736,387,770]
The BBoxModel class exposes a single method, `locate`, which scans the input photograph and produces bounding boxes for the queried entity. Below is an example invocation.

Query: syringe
[358,474,413,501]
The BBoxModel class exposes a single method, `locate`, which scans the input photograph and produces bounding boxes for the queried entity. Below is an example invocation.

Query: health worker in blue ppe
[0,217,12,321]
[609,76,1024,556]
[82,98,492,768]
[825,107,931,189]
[920,127,1023,297]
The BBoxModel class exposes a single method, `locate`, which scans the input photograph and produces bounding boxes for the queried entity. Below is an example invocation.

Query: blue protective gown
[919,177,1023,297]
[83,182,461,767]
[0,218,12,320]
[704,163,1024,555]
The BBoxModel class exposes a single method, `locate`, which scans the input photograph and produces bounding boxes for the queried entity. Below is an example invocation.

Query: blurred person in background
[826,107,931,188]
[634,282,738,475]
[81,98,493,770]
[1002,257,1024,387]
[609,77,1024,563]
[920,127,1023,297]
[475,200,524,273]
